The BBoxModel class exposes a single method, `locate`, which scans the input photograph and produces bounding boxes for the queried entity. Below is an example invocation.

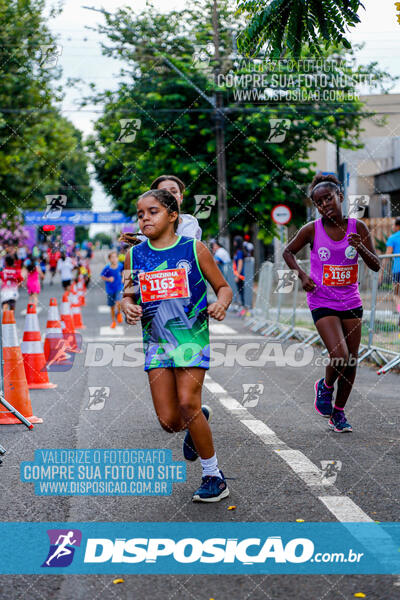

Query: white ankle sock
[200,453,221,478]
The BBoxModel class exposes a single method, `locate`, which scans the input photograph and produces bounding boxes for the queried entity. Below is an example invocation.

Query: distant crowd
[0,239,94,311]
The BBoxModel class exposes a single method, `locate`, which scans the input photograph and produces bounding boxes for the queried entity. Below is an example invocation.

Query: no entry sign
[271,204,292,226]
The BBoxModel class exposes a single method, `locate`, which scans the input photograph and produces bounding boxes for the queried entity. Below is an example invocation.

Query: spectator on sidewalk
[385,217,400,313]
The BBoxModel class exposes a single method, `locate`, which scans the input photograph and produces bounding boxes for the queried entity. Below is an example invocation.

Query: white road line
[99,326,125,336]
[204,381,226,394]
[209,323,237,335]
[204,374,374,523]
[219,396,248,412]
[319,496,373,522]
[97,306,110,313]
[277,449,325,487]
[241,419,284,445]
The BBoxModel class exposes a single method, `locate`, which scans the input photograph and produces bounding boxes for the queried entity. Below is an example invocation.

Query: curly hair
[309,172,341,200]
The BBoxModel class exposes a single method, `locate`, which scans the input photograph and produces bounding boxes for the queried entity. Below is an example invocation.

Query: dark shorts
[106,290,122,307]
[2,299,16,310]
[62,279,71,289]
[393,272,400,284]
[50,266,57,274]
[311,306,363,324]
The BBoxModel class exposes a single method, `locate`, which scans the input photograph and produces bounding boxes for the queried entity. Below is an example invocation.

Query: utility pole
[212,0,230,253]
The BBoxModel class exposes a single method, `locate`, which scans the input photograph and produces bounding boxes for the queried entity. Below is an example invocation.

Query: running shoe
[192,470,229,503]
[116,312,123,323]
[328,410,353,433]
[314,378,334,418]
[183,405,212,461]
[110,321,117,329]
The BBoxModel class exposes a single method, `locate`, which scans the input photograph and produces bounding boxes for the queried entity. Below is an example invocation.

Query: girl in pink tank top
[283,173,380,433]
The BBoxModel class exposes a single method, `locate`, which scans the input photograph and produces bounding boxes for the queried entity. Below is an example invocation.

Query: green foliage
[0,0,92,216]
[236,0,365,57]
[92,232,112,247]
[86,1,391,243]
[374,234,388,254]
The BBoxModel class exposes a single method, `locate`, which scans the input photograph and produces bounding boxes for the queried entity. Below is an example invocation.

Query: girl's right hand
[122,301,142,325]
[300,273,316,292]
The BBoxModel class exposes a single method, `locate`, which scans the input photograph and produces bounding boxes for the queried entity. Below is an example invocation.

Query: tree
[236,0,365,58]
[0,0,92,217]
[0,213,28,246]
[86,1,392,243]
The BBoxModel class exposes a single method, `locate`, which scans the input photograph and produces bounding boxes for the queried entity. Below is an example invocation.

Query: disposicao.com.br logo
[83,536,362,566]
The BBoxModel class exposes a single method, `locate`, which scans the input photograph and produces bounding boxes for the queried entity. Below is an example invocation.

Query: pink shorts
[27,282,40,295]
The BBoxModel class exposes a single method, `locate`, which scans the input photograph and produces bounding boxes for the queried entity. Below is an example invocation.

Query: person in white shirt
[211,240,231,265]
[136,175,202,241]
[57,253,75,290]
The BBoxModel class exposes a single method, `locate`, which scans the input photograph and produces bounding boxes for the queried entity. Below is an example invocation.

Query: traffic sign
[271,204,292,226]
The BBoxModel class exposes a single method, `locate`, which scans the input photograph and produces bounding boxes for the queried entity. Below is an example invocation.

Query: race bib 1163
[139,268,190,303]
[322,264,358,286]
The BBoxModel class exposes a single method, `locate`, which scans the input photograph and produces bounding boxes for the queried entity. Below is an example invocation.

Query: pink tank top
[27,270,39,285]
[307,218,362,311]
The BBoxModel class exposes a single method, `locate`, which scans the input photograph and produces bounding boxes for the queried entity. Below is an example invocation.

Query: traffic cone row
[70,283,85,330]
[1,286,87,426]
[21,304,57,390]
[0,310,43,425]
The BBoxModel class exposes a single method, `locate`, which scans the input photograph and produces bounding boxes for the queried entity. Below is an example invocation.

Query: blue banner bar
[0,522,399,574]
[23,211,133,225]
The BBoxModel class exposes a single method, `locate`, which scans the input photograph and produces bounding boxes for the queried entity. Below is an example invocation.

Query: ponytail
[118,233,142,248]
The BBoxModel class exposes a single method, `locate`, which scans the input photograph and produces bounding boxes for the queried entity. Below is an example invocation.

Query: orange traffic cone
[77,275,86,306]
[60,292,81,353]
[70,283,85,329]
[44,298,71,365]
[0,310,43,424]
[21,303,57,390]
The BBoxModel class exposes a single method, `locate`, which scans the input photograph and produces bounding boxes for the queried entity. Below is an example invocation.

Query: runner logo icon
[42,529,82,567]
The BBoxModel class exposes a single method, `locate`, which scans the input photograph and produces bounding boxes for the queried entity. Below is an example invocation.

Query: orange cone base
[0,413,43,425]
[28,382,58,390]
[75,325,86,330]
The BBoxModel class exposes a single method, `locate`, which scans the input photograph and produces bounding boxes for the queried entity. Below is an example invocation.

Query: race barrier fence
[245,253,400,374]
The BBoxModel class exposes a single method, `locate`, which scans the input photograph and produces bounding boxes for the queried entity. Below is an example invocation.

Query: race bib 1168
[139,268,190,303]
[322,264,358,286]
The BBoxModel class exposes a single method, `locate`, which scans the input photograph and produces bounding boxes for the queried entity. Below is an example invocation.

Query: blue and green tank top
[130,235,210,371]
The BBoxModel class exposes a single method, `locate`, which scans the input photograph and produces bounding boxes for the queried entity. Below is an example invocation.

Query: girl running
[120,189,233,502]
[25,257,44,305]
[283,173,380,432]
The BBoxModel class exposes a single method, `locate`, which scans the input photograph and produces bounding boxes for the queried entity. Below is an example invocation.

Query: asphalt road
[0,250,399,599]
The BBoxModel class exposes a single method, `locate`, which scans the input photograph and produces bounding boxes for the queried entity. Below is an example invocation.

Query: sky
[45,0,400,225]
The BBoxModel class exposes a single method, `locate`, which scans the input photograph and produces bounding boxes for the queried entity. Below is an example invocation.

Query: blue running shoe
[192,470,229,503]
[314,378,334,418]
[328,410,353,433]
[183,405,212,461]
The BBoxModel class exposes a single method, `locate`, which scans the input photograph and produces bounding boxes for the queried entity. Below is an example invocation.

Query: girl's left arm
[348,221,380,272]
[195,241,233,321]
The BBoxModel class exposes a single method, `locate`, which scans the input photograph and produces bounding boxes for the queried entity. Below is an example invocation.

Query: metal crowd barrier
[244,254,400,374]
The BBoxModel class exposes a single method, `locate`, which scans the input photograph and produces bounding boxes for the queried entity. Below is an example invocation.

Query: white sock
[200,453,221,478]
